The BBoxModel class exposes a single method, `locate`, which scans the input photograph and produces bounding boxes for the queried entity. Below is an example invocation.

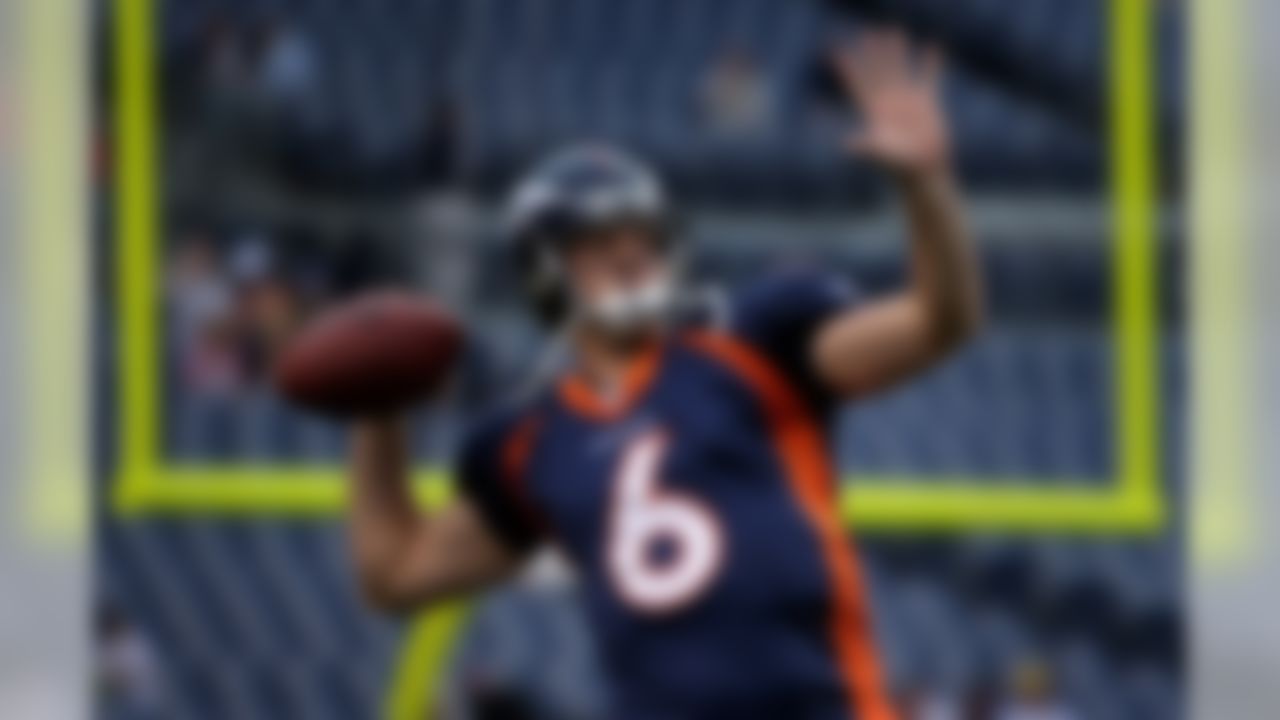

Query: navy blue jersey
[457,270,895,720]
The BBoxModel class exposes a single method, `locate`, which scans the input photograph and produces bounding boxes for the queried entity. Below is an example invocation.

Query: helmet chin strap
[579,275,676,337]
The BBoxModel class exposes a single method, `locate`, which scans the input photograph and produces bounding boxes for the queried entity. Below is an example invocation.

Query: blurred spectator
[166,232,233,358]
[225,234,302,383]
[192,13,257,132]
[96,604,164,718]
[699,46,777,137]
[251,17,318,111]
[228,232,274,286]
[185,313,244,397]
[198,15,251,101]
[167,234,228,395]
[167,231,311,395]
[235,275,301,384]
[995,660,1077,720]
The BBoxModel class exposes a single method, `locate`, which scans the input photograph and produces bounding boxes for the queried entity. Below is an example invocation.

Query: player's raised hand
[831,29,950,176]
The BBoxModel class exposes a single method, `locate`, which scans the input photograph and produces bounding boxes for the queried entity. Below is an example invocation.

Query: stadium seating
[152,0,1166,201]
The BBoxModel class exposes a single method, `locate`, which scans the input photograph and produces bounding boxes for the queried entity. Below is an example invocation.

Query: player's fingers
[919,44,945,88]
[829,46,865,101]
[880,29,910,83]
[829,45,857,87]
[860,28,913,88]
[843,129,874,156]
[860,30,890,81]
[849,31,883,89]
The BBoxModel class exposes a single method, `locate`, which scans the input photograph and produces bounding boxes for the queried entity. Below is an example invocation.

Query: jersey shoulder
[728,266,859,345]
[455,392,552,552]
[721,266,859,411]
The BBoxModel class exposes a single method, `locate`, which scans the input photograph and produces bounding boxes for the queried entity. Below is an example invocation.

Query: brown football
[273,291,464,418]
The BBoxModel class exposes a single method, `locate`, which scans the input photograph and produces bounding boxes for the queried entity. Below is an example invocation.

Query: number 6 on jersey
[605,430,725,614]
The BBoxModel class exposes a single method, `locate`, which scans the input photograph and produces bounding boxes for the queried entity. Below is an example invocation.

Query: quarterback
[349,31,982,719]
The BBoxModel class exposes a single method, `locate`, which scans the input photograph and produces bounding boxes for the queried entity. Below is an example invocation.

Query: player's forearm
[348,420,523,613]
[349,417,426,597]
[897,167,984,349]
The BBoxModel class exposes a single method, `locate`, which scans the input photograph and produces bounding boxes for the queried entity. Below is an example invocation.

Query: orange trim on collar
[558,342,664,422]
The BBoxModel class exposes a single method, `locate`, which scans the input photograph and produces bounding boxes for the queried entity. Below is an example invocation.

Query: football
[273,290,464,418]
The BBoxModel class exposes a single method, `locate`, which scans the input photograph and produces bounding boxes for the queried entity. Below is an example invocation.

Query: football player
[349,30,982,719]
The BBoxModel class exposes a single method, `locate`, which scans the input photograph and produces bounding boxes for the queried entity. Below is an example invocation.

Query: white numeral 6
[605,431,724,614]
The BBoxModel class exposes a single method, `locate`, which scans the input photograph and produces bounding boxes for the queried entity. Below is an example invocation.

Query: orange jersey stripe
[685,331,896,720]
[501,414,547,531]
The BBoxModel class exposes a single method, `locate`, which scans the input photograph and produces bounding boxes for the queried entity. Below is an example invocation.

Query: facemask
[581,274,676,336]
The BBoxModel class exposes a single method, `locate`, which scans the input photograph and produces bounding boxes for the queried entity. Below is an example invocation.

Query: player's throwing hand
[831,29,950,176]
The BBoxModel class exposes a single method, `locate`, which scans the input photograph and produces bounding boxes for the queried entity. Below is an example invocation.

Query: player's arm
[812,30,984,399]
[350,417,522,615]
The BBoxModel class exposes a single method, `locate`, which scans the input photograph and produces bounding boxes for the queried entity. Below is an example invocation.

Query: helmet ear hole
[535,244,563,284]
[531,284,569,326]
[524,243,569,325]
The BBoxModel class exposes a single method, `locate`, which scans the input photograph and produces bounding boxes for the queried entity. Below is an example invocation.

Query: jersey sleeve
[729,267,859,413]
[454,412,543,554]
